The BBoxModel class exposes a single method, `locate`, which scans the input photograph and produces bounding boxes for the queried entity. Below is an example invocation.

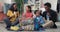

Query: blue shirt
[34,16,45,29]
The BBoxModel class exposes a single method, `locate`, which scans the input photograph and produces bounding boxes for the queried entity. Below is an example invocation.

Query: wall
[4,0,11,4]
[0,0,15,4]
[0,0,3,2]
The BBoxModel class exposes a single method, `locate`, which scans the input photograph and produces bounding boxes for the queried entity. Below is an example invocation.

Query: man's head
[44,2,51,11]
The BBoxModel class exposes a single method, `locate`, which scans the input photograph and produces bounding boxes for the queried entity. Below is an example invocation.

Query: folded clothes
[19,19,34,31]
[20,19,34,26]
[21,25,34,31]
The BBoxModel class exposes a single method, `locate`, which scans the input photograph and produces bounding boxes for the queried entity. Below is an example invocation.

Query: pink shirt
[22,12,33,18]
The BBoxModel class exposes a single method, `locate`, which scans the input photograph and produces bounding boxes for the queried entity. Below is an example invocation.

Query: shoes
[50,24,57,29]
[6,27,14,31]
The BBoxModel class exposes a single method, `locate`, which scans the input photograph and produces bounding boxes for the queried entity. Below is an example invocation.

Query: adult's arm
[51,12,57,22]
[7,10,15,18]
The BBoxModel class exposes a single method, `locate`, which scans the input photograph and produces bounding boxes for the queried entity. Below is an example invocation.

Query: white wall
[0,0,3,2]
[4,0,11,4]
[11,0,15,3]
[0,0,15,4]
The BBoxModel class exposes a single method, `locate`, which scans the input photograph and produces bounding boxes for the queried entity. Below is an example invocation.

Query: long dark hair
[27,6,32,12]
[9,3,18,12]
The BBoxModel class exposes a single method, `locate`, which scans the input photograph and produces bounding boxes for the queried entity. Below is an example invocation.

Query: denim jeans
[4,17,19,28]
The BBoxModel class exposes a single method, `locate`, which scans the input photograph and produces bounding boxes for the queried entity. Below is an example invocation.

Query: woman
[19,6,33,30]
[22,6,33,19]
[4,3,20,30]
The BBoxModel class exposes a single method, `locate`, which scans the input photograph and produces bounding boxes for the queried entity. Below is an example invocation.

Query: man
[43,2,57,28]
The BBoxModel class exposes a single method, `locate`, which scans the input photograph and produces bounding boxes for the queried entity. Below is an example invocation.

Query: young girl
[22,6,33,19]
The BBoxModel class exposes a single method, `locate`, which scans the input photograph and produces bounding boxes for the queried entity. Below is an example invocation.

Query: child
[34,10,45,31]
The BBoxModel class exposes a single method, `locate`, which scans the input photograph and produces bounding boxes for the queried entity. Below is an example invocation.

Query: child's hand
[38,22,40,24]
[19,18,22,21]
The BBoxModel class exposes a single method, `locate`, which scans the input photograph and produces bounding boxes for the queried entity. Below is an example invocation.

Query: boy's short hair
[44,2,51,8]
[34,10,39,14]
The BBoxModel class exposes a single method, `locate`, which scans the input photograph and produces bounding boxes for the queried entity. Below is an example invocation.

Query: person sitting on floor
[43,2,57,28]
[4,3,20,30]
[22,5,33,20]
[34,10,45,31]
[34,10,54,31]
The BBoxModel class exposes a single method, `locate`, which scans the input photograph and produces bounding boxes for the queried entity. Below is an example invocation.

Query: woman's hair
[27,5,32,12]
[9,3,18,12]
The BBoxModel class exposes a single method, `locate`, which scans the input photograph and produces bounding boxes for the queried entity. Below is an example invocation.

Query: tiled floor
[0,22,60,32]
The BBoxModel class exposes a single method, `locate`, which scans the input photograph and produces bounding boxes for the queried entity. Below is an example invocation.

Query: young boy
[34,10,45,31]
